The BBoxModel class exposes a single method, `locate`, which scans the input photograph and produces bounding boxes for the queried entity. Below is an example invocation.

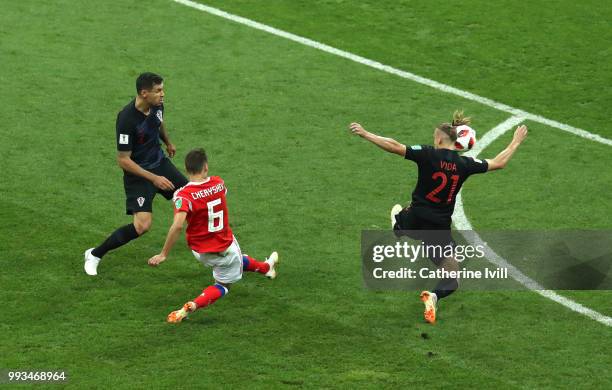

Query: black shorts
[393,206,454,266]
[123,157,189,215]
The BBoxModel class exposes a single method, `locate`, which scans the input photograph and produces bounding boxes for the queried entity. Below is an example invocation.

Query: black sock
[433,278,459,300]
[92,224,139,258]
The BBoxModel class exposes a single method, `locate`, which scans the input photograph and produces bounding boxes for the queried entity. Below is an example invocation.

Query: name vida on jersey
[440,161,457,172]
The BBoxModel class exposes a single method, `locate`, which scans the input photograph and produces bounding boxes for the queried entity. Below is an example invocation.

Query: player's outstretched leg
[242,252,280,279]
[390,204,402,229]
[420,291,438,324]
[167,283,229,323]
[84,223,140,276]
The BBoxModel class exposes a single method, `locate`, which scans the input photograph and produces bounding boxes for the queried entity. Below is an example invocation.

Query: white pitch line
[172,0,612,326]
[172,0,612,147]
[463,115,526,159]
[454,117,612,327]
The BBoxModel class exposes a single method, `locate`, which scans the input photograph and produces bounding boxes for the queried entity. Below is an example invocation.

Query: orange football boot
[420,291,437,324]
[167,302,196,323]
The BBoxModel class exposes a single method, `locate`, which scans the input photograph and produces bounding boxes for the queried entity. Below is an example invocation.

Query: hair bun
[452,110,471,126]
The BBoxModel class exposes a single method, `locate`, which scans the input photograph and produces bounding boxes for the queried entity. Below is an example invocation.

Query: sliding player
[147,148,279,323]
[349,111,528,324]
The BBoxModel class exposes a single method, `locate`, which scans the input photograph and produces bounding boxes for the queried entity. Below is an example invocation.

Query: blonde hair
[451,110,471,126]
[437,110,472,142]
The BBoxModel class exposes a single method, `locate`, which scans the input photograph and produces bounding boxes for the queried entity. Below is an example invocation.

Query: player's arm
[148,211,187,266]
[116,115,175,189]
[486,125,528,171]
[348,122,407,156]
[159,122,176,158]
[117,151,175,190]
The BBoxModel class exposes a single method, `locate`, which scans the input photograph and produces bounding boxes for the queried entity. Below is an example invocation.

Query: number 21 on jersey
[426,172,460,204]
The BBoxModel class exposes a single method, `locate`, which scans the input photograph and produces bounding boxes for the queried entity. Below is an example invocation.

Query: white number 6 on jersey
[207,198,224,232]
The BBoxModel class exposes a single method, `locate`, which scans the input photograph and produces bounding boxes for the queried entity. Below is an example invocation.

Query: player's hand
[166,142,177,158]
[153,175,175,191]
[148,254,167,267]
[349,122,367,137]
[512,125,528,144]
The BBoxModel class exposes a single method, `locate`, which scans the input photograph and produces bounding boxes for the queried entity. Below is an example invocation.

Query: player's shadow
[180,317,218,326]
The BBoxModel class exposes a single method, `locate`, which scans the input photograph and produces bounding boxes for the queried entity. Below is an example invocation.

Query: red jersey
[173,176,233,253]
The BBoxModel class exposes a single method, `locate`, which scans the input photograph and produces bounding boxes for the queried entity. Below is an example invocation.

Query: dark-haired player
[84,72,188,275]
[349,111,528,323]
[148,148,279,323]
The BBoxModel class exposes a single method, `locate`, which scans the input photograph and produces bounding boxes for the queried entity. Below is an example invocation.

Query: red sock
[242,255,270,274]
[193,284,228,309]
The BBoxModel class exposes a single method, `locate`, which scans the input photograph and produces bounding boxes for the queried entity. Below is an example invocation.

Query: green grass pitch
[1,0,610,388]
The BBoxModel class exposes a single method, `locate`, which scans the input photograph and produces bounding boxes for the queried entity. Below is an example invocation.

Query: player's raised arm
[486,125,528,171]
[349,122,407,156]
[148,211,187,266]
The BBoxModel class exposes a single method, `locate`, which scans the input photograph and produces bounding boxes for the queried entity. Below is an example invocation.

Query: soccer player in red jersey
[147,148,279,323]
[349,111,528,324]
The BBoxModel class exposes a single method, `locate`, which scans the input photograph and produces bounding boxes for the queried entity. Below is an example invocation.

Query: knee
[134,219,152,235]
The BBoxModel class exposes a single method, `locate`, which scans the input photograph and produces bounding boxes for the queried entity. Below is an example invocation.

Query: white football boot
[84,248,101,276]
[390,204,402,229]
[264,251,280,279]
